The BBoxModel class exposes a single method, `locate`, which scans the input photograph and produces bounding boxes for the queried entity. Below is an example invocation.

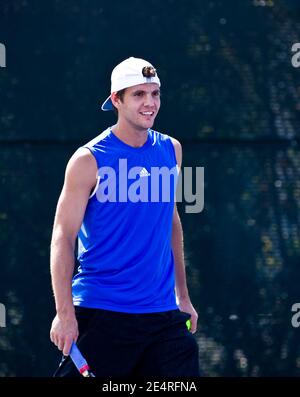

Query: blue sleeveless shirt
[72,128,179,313]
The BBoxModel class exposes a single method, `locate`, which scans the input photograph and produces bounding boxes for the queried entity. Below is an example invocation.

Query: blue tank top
[72,127,179,313]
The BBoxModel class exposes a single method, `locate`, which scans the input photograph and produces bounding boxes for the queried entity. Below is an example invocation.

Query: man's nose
[143,94,155,107]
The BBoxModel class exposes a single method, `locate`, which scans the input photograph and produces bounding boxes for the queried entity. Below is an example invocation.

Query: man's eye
[153,91,160,96]
[134,92,143,96]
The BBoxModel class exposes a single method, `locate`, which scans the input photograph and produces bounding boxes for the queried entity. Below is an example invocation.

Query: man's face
[113,83,161,131]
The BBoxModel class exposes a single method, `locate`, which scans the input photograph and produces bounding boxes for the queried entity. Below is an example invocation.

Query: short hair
[113,88,126,115]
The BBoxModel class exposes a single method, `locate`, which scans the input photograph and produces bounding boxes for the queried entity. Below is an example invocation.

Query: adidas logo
[139,167,150,177]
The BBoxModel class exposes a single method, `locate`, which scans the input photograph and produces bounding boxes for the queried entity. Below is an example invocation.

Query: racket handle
[70,342,94,377]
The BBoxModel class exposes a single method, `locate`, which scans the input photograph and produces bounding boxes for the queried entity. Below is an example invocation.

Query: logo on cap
[142,66,157,78]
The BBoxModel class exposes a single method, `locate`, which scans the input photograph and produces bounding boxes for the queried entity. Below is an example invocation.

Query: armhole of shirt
[82,145,100,199]
[167,136,179,167]
[89,175,101,199]
[167,136,180,188]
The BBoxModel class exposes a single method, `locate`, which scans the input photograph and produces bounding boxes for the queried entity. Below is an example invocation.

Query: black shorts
[53,306,200,377]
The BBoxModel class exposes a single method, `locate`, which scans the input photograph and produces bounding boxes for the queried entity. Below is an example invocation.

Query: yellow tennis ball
[186,319,191,331]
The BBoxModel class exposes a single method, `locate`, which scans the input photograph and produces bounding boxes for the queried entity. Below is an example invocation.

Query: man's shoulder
[67,147,97,174]
[169,136,182,150]
[151,129,181,148]
[63,147,97,190]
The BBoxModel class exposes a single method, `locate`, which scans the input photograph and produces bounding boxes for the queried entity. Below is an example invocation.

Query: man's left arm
[171,137,198,334]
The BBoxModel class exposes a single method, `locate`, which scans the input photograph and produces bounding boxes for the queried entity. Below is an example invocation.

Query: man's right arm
[49,147,97,356]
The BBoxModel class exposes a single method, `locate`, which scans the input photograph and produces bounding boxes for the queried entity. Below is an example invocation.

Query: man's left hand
[178,298,198,334]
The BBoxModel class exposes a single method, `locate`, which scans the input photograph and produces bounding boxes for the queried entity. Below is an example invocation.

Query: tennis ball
[186,319,191,331]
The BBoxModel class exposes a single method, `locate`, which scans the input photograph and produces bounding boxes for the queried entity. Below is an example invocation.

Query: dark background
[1,0,300,376]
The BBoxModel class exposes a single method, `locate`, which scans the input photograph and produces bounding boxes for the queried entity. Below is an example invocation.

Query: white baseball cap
[101,57,161,111]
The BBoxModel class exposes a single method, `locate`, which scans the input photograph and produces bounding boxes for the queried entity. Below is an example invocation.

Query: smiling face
[111,83,161,132]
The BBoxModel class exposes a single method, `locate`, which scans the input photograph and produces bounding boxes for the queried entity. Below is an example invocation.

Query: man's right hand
[50,313,79,356]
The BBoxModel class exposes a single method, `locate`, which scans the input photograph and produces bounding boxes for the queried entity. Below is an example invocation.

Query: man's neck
[111,123,148,148]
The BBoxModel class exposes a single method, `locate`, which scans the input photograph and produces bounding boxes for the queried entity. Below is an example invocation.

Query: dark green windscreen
[1,0,300,376]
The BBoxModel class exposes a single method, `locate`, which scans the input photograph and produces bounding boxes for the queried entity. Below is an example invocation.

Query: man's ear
[111,92,120,109]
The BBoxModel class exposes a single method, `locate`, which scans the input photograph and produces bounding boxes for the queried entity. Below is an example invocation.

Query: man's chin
[134,118,156,131]
[144,119,155,129]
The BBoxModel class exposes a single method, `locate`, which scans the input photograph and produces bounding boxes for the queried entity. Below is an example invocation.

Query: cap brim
[101,95,114,111]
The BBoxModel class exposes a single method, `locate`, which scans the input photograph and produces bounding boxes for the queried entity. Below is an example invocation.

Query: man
[50,57,200,377]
